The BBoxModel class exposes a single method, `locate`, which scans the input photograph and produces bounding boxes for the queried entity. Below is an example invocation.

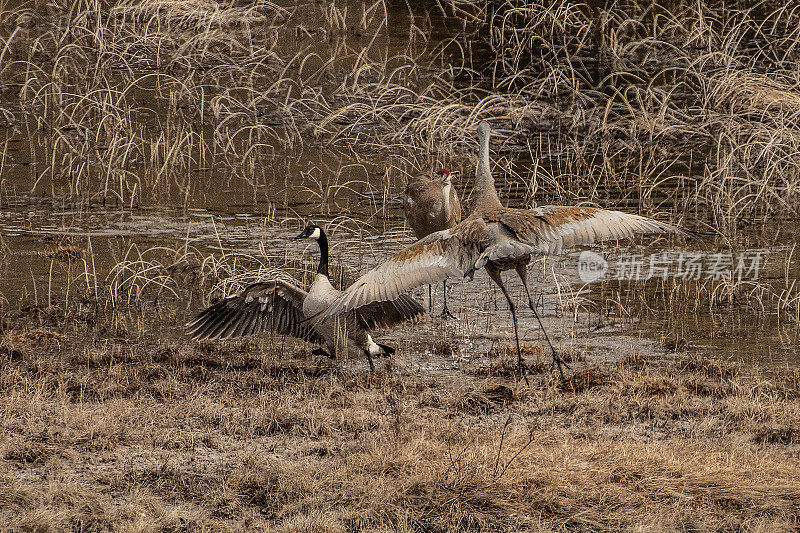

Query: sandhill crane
[186,224,425,371]
[404,168,462,318]
[315,122,688,380]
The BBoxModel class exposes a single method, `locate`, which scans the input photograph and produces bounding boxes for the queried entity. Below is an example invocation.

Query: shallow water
[2,190,797,374]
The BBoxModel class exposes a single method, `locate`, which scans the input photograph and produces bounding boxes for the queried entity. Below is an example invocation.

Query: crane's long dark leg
[440,280,457,319]
[515,264,569,380]
[428,284,433,312]
[365,350,375,373]
[486,265,530,386]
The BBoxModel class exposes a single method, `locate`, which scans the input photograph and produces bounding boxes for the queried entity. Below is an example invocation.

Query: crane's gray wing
[495,206,685,253]
[355,294,426,330]
[318,222,486,321]
[186,280,325,343]
[472,206,687,271]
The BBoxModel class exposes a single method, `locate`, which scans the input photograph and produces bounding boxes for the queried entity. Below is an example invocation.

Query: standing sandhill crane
[186,224,425,371]
[314,122,688,380]
[404,168,462,318]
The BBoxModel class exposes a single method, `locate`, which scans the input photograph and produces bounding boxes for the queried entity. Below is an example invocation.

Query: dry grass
[1,302,800,530]
[1,0,800,529]
[3,0,800,225]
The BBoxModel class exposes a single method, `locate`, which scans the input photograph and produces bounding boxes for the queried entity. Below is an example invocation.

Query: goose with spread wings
[186,224,425,371]
[316,122,689,379]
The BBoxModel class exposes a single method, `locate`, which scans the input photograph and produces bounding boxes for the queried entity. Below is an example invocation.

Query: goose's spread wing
[490,206,686,256]
[318,221,486,320]
[356,294,426,330]
[186,280,325,343]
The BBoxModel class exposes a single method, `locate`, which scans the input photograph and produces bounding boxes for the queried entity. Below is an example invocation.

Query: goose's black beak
[294,225,316,240]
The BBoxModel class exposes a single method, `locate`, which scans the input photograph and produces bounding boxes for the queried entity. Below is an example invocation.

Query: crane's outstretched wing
[317,221,487,322]
[356,294,426,330]
[498,206,686,254]
[471,206,687,271]
[319,207,688,321]
[186,280,325,343]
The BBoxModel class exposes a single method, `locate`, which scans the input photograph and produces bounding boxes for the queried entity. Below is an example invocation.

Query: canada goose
[404,168,462,318]
[314,122,689,380]
[186,224,425,371]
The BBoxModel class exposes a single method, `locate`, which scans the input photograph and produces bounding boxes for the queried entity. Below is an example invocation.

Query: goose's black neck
[316,230,329,278]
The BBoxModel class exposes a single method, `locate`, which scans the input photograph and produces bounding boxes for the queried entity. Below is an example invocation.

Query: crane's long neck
[316,231,329,278]
[474,133,503,211]
[441,181,453,220]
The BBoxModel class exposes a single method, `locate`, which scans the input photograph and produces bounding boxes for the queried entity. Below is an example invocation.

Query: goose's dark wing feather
[186,280,325,344]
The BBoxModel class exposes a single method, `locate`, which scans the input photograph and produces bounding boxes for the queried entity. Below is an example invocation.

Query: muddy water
[2,191,797,373]
[1,0,798,373]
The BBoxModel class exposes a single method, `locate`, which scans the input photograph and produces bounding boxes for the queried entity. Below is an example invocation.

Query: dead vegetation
[3,0,800,225]
[1,0,800,529]
[1,306,800,530]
